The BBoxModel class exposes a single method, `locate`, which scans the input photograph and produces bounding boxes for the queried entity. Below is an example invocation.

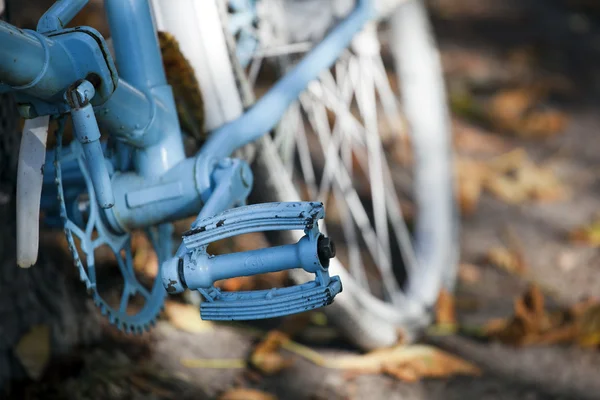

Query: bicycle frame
[0,0,374,234]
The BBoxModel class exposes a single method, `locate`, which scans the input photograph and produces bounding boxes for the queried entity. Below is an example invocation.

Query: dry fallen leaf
[455,148,566,215]
[180,358,246,369]
[164,301,213,333]
[14,324,51,381]
[486,87,568,139]
[219,388,277,400]
[180,332,479,384]
[131,232,159,278]
[458,263,482,284]
[482,285,584,346]
[456,157,487,216]
[434,288,458,334]
[486,246,526,276]
[249,331,294,375]
[453,119,509,155]
[576,302,600,348]
[484,149,567,204]
[328,345,480,382]
[570,218,600,247]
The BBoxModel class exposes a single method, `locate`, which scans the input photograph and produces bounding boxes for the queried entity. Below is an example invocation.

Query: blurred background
[3,0,600,399]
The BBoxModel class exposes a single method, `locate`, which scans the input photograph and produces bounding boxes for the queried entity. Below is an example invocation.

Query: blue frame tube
[0,4,184,178]
[0,22,76,95]
[37,0,89,33]
[104,0,167,90]
[0,21,172,155]
[108,157,202,231]
[94,78,161,146]
[194,0,373,195]
[23,0,374,234]
[106,0,374,230]
[69,80,115,209]
[104,0,185,178]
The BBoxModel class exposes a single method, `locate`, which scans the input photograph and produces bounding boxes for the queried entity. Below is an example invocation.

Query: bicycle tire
[245,0,459,349]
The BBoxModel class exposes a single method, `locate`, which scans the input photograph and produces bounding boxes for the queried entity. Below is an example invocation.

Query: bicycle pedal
[182,201,325,249]
[199,278,342,321]
[162,202,342,320]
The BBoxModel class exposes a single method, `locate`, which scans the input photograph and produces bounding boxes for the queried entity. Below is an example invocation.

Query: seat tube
[104,0,185,178]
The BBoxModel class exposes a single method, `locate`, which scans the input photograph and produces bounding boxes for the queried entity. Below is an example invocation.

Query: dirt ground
[6,0,600,399]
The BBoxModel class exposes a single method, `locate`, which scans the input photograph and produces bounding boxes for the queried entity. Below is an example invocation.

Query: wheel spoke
[333,160,405,302]
[332,184,369,290]
[373,54,402,129]
[248,55,264,86]
[252,42,312,58]
[356,55,393,286]
[235,5,436,306]
[280,104,302,178]
[350,127,420,280]
[299,86,341,206]
[298,77,402,298]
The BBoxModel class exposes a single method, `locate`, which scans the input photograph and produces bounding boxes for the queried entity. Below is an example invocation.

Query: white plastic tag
[17,116,50,268]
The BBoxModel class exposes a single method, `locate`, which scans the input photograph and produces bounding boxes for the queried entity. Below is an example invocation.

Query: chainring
[53,117,171,333]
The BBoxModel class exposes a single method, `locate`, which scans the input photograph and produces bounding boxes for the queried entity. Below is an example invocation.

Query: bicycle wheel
[151,0,458,350]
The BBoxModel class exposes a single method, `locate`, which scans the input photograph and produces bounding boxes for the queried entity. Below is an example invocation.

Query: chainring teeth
[53,117,170,334]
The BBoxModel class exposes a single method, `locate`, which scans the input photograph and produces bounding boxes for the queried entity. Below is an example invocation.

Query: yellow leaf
[327,345,480,381]
[483,149,567,205]
[570,219,600,247]
[14,324,51,380]
[131,232,158,278]
[242,333,479,383]
[453,119,508,155]
[486,246,526,276]
[164,301,213,333]
[458,263,481,284]
[486,87,568,139]
[481,285,580,346]
[249,331,294,375]
[180,358,246,369]
[487,148,528,172]
[219,388,277,400]
[576,303,600,348]
[456,157,487,216]
[433,288,458,334]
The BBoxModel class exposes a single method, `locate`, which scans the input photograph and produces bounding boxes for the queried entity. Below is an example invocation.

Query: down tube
[198,0,373,162]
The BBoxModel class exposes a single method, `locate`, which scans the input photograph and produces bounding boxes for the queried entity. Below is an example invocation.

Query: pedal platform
[163,202,342,321]
[198,278,342,321]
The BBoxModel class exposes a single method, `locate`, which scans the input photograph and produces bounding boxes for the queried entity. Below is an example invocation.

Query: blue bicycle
[1,0,457,349]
